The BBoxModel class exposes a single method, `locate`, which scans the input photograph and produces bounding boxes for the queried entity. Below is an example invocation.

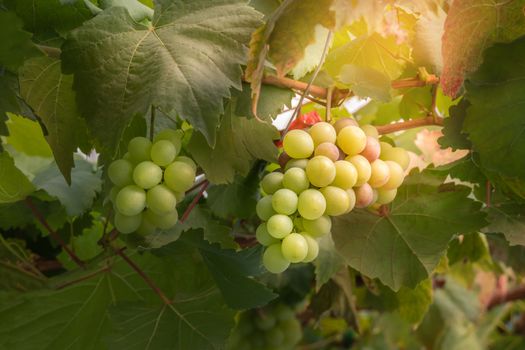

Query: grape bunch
[227,304,302,350]
[257,118,410,273]
[107,129,197,235]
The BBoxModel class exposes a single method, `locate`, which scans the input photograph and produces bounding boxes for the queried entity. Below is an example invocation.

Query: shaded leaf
[438,99,472,151]
[314,234,344,290]
[484,204,525,246]
[235,83,293,120]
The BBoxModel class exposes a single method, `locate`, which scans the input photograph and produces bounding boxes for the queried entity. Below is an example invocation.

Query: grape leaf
[314,234,344,290]
[62,1,261,154]
[99,0,153,22]
[0,11,42,73]
[413,8,445,73]
[32,157,102,216]
[0,75,22,132]
[235,83,294,120]
[188,103,279,184]
[338,64,391,101]
[290,25,331,79]
[4,113,53,158]
[332,170,487,290]
[0,152,34,204]
[484,204,525,247]
[19,56,87,183]
[438,100,472,151]
[447,232,490,265]
[441,0,525,97]
[399,86,432,119]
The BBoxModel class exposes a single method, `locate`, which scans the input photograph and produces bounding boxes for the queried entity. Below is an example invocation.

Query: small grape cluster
[108,129,197,235]
[257,118,410,273]
[227,304,302,350]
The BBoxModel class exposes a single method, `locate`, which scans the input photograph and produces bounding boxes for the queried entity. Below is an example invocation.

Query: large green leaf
[0,75,22,135]
[3,113,53,158]
[99,0,153,22]
[484,204,525,246]
[441,0,525,96]
[332,170,487,290]
[0,152,34,204]
[62,1,261,154]
[19,56,86,183]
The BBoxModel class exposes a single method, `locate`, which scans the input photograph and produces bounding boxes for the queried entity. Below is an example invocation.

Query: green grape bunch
[107,129,197,236]
[257,119,410,273]
[227,303,302,350]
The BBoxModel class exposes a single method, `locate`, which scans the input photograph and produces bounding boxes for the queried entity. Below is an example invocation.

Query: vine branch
[487,284,525,309]
[376,116,444,135]
[180,180,209,223]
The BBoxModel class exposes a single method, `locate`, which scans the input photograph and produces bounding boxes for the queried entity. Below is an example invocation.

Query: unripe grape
[133,161,163,189]
[164,161,196,192]
[109,186,120,203]
[336,126,367,155]
[280,318,302,345]
[282,167,309,194]
[281,233,308,262]
[332,160,358,189]
[173,156,197,171]
[146,184,177,214]
[256,223,279,246]
[144,208,178,230]
[369,159,390,188]
[382,161,404,189]
[345,188,356,213]
[302,215,331,237]
[128,136,152,162]
[116,185,146,216]
[263,243,290,273]
[308,122,336,146]
[266,328,285,347]
[122,152,132,161]
[267,214,293,239]
[153,129,182,154]
[360,136,381,162]
[346,155,372,186]
[314,142,340,161]
[355,184,374,208]
[150,140,176,167]
[381,147,410,171]
[377,188,397,205]
[108,159,134,186]
[361,124,379,138]
[333,118,358,134]
[302,234,319,262]
[114,212,142,233]
[283,129,314,159]
[284,158,308,171]
[256,195,276,221]
[274,304,295,321]
[136,214,156,236]
[380,141,393,154]
[272,188,298,215]
[173,191,185,203]
[255,314,276,331]
[306,156,336,187]
[320,186,350,216]
[261,172,283,195]
[298,189,326,220]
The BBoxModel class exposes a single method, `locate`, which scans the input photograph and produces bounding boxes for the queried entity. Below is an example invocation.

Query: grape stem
[487,284,525,309]
[24,197,85,268]
[180,180,209,223]
[55,266,111,290]
[376,116,444,135]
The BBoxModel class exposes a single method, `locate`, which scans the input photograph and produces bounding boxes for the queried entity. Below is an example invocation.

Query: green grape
[150,140,176,167]
[380,141,393,154]
[128,136,152,162]
[298,189,326,220]
[302,234,319,262]
[360,136,380,162]
[164,161,196,192]
[305,156,336,187]
[122,152,132,161]
[114,212,142,233]
[283,129,314,159]
[266,328,285,347]
[108,159,134,186]
[336,125,367,156]
[263,243,290,273]
[266,214,293,239]
[109,186,120,203]
[382,160,404,189]
[281,233,308,262]
[174,156,197,171]
[251,334,266,348]
[274,304,295,321]
[255,313,276,331]
[377,188,397,205]
[261,172,284,195]
[133,161,163,189]
[332,160,357,189]
[314,142,340,161]
[136,213,157,236]
[320,186,350,216]
[144,208,178,230]
[282,167,310,194]
[173,191,185,203]
[368,159,390,188]
[272,188,298,215]
[346,155,372,186]
[333,117,358,134]
[284,158,309,171]
[256,223,279,246]
[308,122,336,146]
[381,146,410,170]
[355,183,374,208]
[256,195,276,221]
[116,185,146,216]
[280,318,302,346]
[146,184,177,214]
[345,188,356,214]
[302,215,331,237]
[361,124,379,138]
[153,129,182,154]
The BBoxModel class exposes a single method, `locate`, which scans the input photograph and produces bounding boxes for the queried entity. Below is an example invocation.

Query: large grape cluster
[227,304,302,350]
[257,119,410,273]
[108,129,197,235]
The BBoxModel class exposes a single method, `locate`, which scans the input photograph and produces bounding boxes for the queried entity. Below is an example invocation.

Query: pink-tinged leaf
[441,0,525,97]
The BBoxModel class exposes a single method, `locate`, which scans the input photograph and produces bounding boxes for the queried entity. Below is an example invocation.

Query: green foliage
[0,152,34,203]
